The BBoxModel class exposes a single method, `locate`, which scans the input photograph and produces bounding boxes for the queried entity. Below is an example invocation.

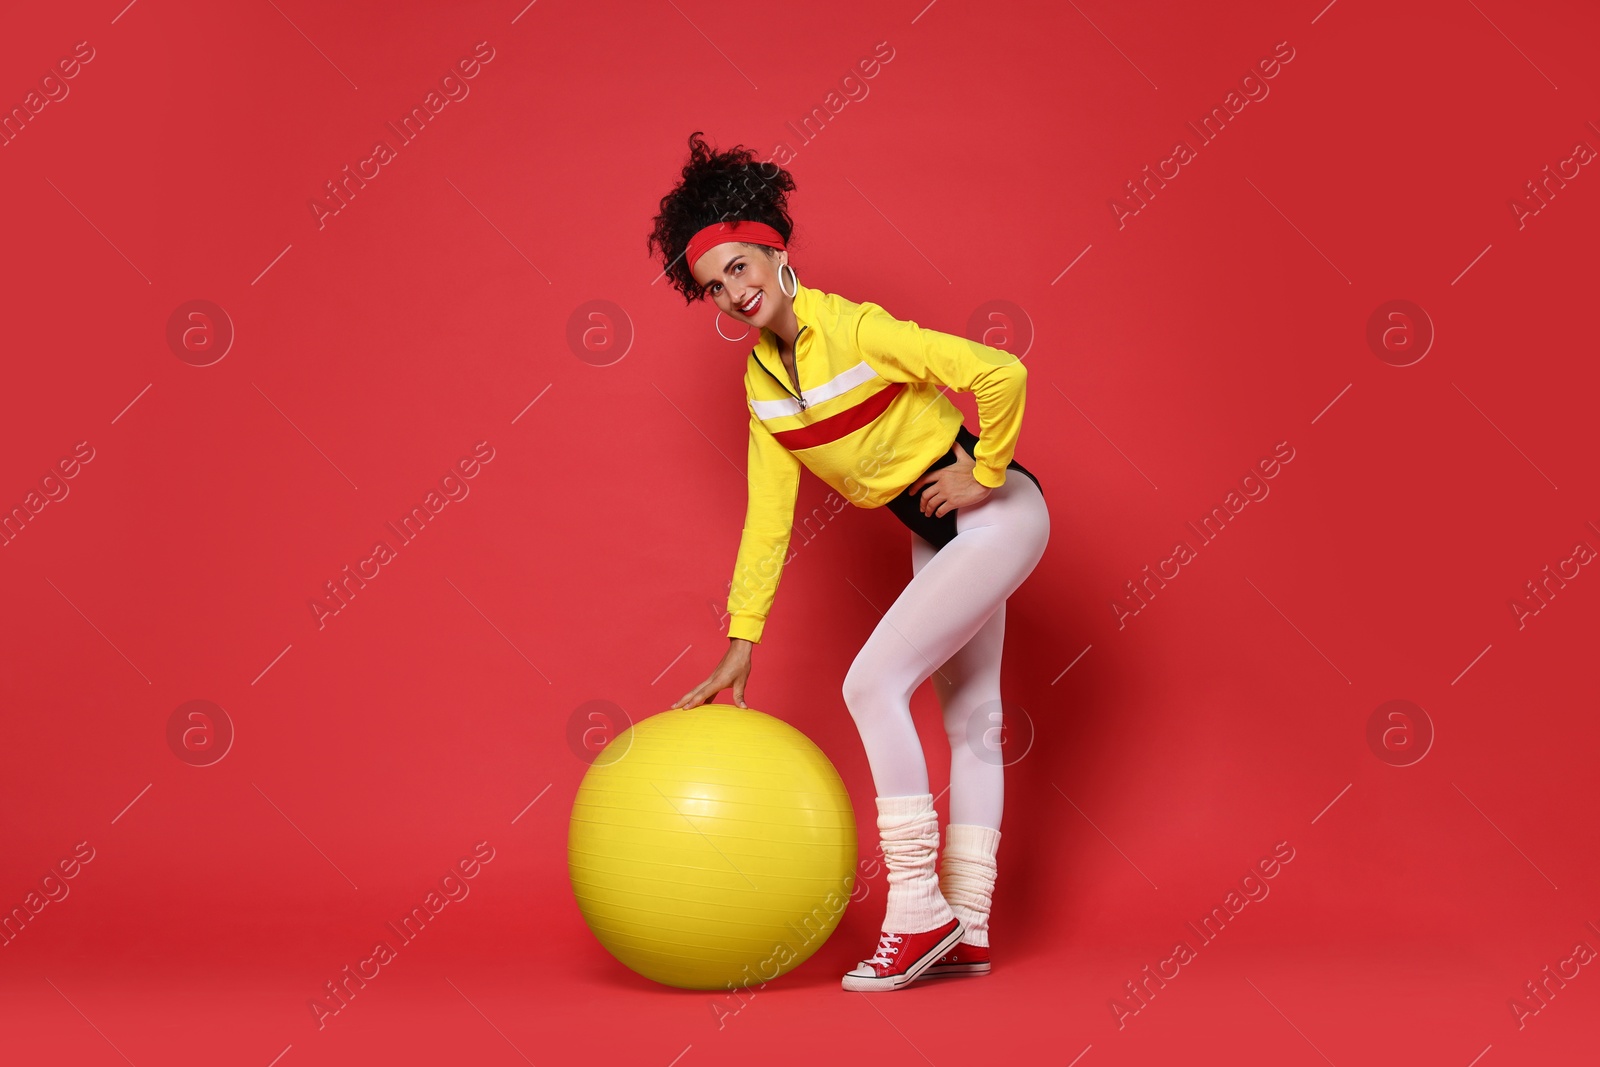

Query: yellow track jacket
[727,281,1029,643]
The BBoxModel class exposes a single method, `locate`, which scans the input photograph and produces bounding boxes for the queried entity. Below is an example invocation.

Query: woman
[648,132,1050,992]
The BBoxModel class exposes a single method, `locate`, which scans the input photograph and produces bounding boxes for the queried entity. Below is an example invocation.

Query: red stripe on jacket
[770,382,906,451]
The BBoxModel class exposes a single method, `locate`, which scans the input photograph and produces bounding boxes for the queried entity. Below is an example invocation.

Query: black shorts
[885,424,1043,550]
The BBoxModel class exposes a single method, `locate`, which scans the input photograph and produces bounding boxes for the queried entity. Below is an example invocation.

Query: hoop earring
[716,311,752,342]
[778,262,798,297]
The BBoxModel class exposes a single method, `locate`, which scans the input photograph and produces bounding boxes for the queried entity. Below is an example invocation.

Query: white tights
[841,471,1050,829]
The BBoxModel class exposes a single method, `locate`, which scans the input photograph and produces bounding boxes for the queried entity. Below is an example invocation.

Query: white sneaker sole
[917,961,991,978]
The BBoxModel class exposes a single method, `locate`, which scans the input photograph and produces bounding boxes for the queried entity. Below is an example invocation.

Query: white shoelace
[864,932,903,968]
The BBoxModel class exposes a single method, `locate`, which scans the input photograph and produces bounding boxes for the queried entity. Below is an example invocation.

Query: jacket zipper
[755,323,811,409]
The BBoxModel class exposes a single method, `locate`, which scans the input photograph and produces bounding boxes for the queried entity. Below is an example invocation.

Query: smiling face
[689,242,790,327]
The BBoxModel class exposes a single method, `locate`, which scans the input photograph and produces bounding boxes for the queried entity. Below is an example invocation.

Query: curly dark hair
[647,130,798,304]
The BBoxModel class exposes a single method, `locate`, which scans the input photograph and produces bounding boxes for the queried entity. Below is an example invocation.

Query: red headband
[684,220,787,280]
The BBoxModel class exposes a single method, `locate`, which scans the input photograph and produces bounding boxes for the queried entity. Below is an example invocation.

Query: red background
[3,0,1598,1063]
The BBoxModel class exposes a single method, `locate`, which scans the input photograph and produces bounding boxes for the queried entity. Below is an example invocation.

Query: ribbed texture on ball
[568,704,857,990]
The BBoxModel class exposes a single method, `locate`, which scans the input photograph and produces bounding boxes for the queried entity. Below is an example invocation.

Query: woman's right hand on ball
[671,639,754,710]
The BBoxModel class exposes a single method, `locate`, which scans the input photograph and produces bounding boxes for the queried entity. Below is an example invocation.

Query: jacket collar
[750,281,819,407]
[754,281,817,361]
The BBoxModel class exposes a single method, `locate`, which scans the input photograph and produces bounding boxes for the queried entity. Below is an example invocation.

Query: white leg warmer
[875,793,957,934]
[938,823,1001,947]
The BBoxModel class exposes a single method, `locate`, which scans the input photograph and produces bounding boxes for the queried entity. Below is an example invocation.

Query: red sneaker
[917,940,991,979]
[841,917,965,992]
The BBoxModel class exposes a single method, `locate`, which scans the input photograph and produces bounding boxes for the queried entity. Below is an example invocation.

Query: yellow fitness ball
[567,703,857,991]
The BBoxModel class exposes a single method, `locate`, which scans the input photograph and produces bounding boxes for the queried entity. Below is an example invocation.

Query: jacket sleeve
[726,408,803,643]
[853,300,1029,489]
